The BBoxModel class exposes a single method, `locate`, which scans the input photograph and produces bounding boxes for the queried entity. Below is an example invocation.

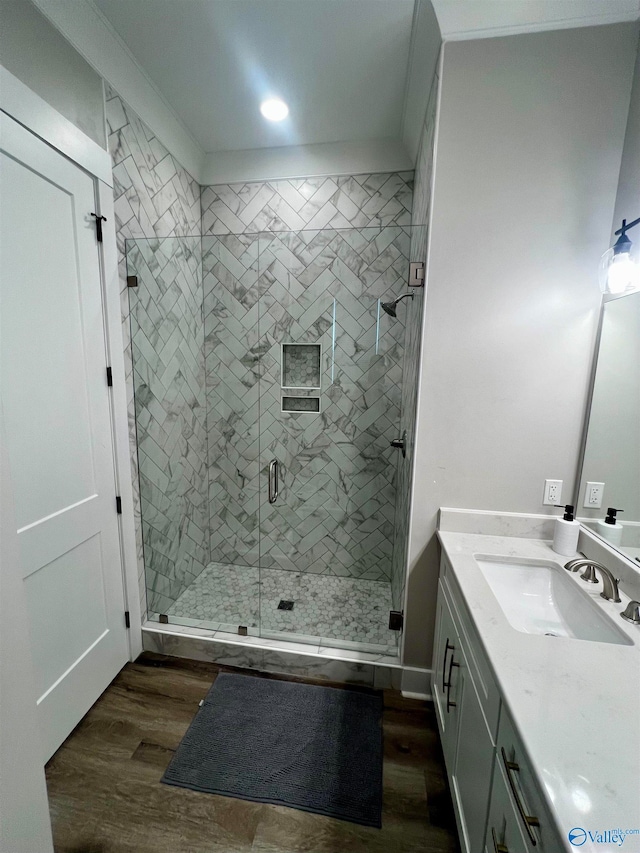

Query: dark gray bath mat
[161,672,384,827]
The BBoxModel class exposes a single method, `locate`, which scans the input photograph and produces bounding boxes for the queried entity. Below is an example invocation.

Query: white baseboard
[401,666,432,700]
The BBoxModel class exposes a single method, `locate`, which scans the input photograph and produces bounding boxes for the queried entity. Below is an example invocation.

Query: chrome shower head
[381,292,414,318]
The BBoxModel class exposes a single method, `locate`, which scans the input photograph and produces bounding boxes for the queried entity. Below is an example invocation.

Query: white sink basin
[475,556,632,645]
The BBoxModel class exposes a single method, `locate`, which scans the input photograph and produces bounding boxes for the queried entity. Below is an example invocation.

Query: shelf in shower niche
[281,343,321,390]
[282,396,320,413]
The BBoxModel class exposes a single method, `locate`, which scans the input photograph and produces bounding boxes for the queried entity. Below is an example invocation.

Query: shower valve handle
[390,431,407,458]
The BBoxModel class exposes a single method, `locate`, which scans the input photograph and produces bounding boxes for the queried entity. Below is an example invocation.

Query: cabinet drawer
[497,707,562,852]
[441,555,501,740]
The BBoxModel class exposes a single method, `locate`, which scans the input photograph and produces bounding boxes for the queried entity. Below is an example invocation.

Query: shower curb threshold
[142,621,404,690]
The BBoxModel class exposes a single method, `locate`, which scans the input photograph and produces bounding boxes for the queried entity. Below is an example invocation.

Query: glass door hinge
[124,611,130,629]
[106,366,113,386]
[408,262,424,287]
[116,496,122,514]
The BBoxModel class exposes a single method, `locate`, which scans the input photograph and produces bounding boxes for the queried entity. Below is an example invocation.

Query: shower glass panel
[127,237,213,627]
[128,226,417,656]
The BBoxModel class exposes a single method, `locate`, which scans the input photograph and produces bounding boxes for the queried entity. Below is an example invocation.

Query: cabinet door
[432,584,461,769]
[452,659,495,853]
[484,758,528,853]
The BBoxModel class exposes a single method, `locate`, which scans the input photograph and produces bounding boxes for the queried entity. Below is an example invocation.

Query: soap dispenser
[552,504,580,557]
[597,507,624,546]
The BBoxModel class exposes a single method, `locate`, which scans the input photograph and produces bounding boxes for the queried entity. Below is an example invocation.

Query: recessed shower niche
[281,343,322,390]
[126,225,423,657]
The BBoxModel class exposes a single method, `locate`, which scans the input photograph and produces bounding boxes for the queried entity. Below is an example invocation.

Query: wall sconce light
[599,216,640,295]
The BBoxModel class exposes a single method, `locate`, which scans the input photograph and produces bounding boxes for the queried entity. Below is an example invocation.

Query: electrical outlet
[543,479,563,506]
[584,481,604,508]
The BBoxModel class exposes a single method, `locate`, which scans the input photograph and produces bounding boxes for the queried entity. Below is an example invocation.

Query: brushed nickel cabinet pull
[501,747,541,845]
[442,638,454,691]
[492,827,509,853]
[446,655,459,712]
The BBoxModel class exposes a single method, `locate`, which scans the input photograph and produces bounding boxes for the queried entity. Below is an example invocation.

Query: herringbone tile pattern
[203,227,411,579]
[128,238,208,614]
[106,84,202,618]
[201,173,414,236]
[203,234,262,566]
[258,227,410,579]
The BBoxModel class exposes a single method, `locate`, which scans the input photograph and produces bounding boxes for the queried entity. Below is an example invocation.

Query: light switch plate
[584,481,604,508]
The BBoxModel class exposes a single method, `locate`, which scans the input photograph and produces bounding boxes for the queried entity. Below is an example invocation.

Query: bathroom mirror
[577,290,640,563]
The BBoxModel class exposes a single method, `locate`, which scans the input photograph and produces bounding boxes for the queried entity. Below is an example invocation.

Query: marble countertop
[437,528,640,853]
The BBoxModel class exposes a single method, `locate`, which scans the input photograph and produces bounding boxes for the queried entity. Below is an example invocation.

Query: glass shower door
[257,227,411,652]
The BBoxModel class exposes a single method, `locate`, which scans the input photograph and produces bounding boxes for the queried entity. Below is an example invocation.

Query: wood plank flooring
[45,653,460,853]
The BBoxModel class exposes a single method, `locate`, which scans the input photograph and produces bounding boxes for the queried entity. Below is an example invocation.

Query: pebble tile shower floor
[163,563,398,653]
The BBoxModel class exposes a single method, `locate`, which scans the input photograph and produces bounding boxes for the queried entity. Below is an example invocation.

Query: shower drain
[278,600,294,611]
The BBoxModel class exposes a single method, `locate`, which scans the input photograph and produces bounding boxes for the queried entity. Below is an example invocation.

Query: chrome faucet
[564,559,621,602]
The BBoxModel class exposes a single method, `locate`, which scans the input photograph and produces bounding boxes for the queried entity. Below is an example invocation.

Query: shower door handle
[268,459,279,504]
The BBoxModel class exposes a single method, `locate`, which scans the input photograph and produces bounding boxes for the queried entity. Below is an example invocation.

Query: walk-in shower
[127,226,422,657]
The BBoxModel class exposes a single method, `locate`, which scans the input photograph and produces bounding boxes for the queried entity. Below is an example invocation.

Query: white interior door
[0,113,129,762]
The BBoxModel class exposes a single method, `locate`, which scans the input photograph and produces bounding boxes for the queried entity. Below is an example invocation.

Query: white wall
[0,0,106,148]
[402,0,442,165]
[201,138,411,185]
[404,23,639,669]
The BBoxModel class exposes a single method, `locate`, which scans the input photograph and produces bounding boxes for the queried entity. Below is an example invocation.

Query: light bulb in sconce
[599,219,640,295]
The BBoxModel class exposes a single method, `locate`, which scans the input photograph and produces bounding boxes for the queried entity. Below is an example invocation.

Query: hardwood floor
[45,653,460,853]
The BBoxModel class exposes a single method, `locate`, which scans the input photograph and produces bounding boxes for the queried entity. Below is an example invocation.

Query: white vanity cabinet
[433,574,495,853]
[433,555,563,853]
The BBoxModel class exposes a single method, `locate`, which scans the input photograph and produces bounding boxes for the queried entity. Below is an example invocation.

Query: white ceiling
[92,0,416,154]
[39,0,639,181]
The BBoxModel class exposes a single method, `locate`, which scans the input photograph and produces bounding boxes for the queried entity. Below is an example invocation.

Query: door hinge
[106,366,113,386]
[116,495,122,514]
[91,212,107,243]
[124,611,130,629]
[389,610,404,631]
[127,275,138,288]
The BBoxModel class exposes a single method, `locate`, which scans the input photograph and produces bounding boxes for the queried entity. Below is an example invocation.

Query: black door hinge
[91,212,107,242]
[106,366,113,386]
[124,611,130,629]
[389,610,404,631]
[116,496,122,514]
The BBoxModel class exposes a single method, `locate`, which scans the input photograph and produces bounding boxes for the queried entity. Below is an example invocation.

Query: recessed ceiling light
[260,98,289,122]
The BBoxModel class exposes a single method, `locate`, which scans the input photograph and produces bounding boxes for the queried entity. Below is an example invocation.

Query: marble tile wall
[142,627,402,689]
[258,228,410,580]
[390,65,441,613]
[105,85,202,617]
[202,225,412,580]
[127,238,208,614]
[201,173,414,235]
